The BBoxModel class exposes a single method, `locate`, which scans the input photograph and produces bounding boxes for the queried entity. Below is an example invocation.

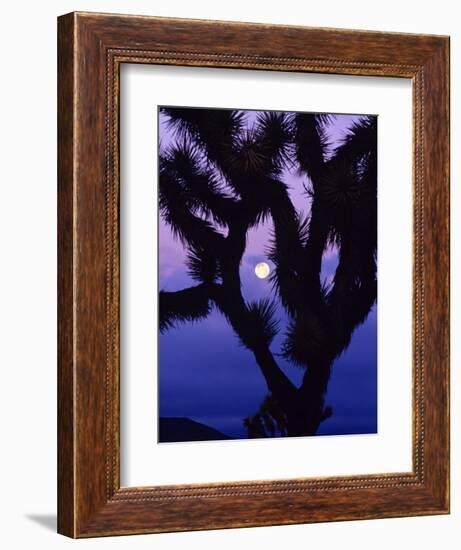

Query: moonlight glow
[255,262,270,279]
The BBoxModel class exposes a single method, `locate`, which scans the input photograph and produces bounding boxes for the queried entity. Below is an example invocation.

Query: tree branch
[159,284,212,332]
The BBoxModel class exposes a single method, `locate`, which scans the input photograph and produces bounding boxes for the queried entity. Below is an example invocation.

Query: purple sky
[158,109,377,439]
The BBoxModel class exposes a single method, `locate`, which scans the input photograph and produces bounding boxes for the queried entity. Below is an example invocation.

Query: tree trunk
[286,361,332,437]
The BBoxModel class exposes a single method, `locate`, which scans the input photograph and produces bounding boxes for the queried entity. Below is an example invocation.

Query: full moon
[255,262,270,279]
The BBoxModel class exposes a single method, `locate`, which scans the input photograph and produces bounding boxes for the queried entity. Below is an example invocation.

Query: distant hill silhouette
[159,417,232,443]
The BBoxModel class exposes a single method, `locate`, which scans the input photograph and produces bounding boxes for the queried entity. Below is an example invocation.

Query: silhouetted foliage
[159,107,377,438]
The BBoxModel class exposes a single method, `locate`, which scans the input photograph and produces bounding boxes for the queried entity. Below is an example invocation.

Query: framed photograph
[58,12,450,537]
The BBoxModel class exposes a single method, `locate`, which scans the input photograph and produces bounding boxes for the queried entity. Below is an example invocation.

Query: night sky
[158,108,377,440]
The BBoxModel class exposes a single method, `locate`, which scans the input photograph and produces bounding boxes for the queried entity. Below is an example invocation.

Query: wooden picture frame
[57,12,450,538]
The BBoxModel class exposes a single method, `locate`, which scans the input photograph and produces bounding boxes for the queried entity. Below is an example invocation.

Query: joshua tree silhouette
[159,107,377,438]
